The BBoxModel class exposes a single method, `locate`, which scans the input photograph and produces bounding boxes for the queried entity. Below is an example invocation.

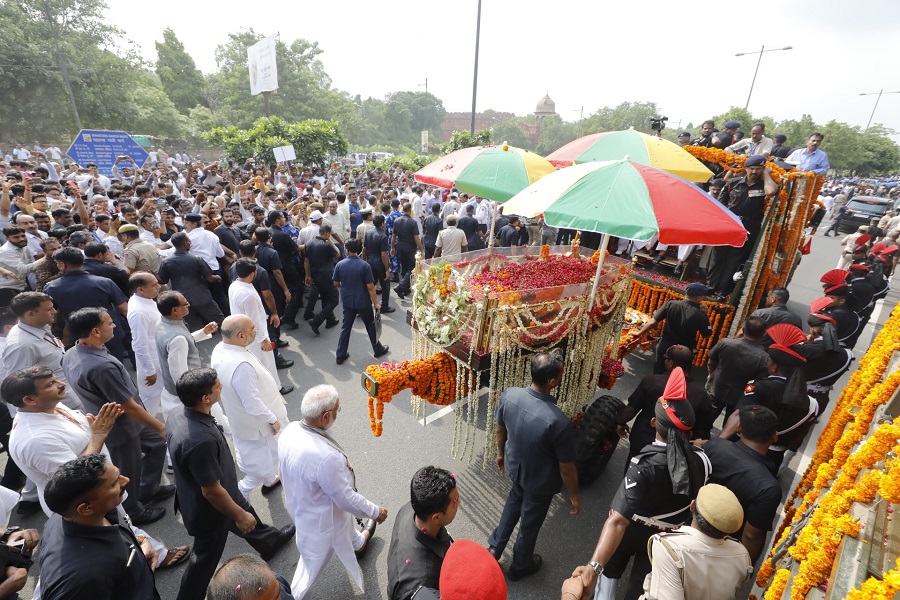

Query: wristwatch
[588,560,604,576]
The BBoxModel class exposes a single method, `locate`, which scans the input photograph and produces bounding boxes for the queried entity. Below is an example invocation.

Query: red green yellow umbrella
[546,130,713,182]
[414,145,555,202]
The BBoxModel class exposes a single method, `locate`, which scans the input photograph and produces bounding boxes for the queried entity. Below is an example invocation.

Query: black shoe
[307,319,320,335]
[275,358,294,370]
[374,345,390,359]
[395,289,408,299]
[279,384,294,395]
[142,484,176,504]
[131,507,166,526]
[508,554,542,581]
[15,500,41,516]
[487,546,502,562]
[276,339,289,348]
[380,306,396,314]
[261,478,282,495]
[336,354,349,365]
[302,313,315,322]
[259,525,296,561]
[325,319,339,329]
[283,321,300,330]
[355,519,378,559]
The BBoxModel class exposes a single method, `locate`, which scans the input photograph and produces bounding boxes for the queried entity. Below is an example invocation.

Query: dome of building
[536,93,556,114]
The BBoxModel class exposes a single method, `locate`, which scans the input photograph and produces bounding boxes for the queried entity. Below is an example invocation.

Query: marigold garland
[363,352,467,436]
[755,302,900,598]
[843,555,900,600]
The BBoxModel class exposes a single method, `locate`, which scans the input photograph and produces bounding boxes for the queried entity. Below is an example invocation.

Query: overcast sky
[106,0,900,136]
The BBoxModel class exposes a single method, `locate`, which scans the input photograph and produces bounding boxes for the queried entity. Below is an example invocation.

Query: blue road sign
[66,130,150,177]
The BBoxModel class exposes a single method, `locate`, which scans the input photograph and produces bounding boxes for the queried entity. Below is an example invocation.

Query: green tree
[491,119,531,149]
[579,101,662,135]
[774,114,820,150]
[710,107,777,137]
[441,129,493,153]
[853,129,900,176]
[205,30,355,129]
[535,115,578,155]
[155,28,207,114]
[204,116,348,166]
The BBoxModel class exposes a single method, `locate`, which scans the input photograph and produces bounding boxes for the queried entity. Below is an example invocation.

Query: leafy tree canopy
[203,116,348,167]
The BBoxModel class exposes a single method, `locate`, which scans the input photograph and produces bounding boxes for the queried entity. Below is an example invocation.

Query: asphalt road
[12,222,897,600]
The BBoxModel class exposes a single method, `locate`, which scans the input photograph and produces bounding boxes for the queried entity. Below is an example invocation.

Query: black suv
[839,196,892,233]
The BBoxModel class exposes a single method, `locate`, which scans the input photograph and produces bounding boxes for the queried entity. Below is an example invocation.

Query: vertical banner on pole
[420,131,429,153]
[247,36,278,96]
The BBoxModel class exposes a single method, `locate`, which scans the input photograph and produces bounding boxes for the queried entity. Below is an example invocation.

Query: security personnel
[722,324,817,471]
[844,264,875,349]
[577,368,710,600]
[618,345,713,461]
[801,298,853,417]
[633,282,712,374]
[640,484,752,600]
[391,202,424,298]
[303,223,339,335]
[705,316,770,423]
[707,154,779,298]
[701,406,781,564]
[361,214,395,314]
[817,275,860,347]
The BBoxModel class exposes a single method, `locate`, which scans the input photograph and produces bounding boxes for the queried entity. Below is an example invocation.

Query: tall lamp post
[860,90,900,130]
[470,0,482,135]
[418,78,428,96]
[735,45,792,110]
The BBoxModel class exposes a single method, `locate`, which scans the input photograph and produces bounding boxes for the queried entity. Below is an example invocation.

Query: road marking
[417,391,489,426]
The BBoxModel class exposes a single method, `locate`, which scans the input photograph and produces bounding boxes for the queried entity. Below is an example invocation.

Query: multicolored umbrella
[546,130,713,182]
[502,160,746,245]
[414,145,556,202]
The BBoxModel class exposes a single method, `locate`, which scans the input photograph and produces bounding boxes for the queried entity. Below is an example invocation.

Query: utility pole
[470,0,482,135]
[263,91,271,117]
[735,44,793,111]
[42,0,81,131]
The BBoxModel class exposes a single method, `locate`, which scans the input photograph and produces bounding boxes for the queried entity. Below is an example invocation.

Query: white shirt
[231,362,278,425]
[297,223,320,246]
[442,200,461,225]
[474,200,492,226]
[100,231,124,257]
[9,405,107,517]
[323,210,349,242]
[166,327,213,383]
[26,230,48,256]
[186,226,224,270]
[127,295,161,376]
[229,281,270,346]
[0,241,35,290]
[435,226,468,256]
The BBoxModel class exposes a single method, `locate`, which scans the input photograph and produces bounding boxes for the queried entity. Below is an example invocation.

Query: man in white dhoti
[211,315,288,498]
[127,272,163,417]
[227,259,289,395]
[278,384,388,599]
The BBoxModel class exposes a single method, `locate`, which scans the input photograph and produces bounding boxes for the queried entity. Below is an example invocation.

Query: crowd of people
[0,135,894,600]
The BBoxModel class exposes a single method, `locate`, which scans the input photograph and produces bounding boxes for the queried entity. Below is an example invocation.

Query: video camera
[649,116,668,133]
[0,527,34,572]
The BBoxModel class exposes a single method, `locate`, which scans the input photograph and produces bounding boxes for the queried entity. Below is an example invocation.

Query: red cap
[767,323,808,347]
[662,366,687,401]
[810,296,834,314]
[849,263,870,273]
[820,269,851,286]
[440,540,507,600]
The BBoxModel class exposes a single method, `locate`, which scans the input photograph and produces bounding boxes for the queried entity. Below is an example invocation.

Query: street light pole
[470,0,482,135]
[860,90,900,130]
[735,45,793,110]
[418,78,428,96]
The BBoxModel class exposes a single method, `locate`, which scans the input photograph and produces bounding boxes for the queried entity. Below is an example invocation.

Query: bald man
[210,315,289,498]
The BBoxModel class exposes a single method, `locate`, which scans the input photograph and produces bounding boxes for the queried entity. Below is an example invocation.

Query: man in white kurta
[278,384,388,599]
[126,273,163,417]
[211,315,288,498]
[227,260,282,388]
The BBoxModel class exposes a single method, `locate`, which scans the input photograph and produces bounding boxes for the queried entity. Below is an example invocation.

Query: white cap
[309,210,323,221]
[400,193,410,200]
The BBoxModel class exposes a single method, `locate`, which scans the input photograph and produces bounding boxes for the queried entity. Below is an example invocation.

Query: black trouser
[367,260,392,309]
[396,246,417,293]
[185,295,225,330]
[209,270,231,317]
[336,305,384,359]
[487,480,554,572]
[307,273,339,327]
[653,338,678,374]
[603,520,657,600]
[108,425,167,519]
[282,271,304,324]
[823,216,845,235]
[176,504,284,600]
[424,244,436,260]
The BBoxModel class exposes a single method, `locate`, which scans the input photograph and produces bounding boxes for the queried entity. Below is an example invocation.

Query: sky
[105,0,900,137]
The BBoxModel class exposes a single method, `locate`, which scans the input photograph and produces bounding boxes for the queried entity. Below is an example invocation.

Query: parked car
[839,196,892,233]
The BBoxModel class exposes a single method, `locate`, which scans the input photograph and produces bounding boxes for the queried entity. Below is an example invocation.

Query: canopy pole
[487,200,498,257]
[586,233,611,315]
